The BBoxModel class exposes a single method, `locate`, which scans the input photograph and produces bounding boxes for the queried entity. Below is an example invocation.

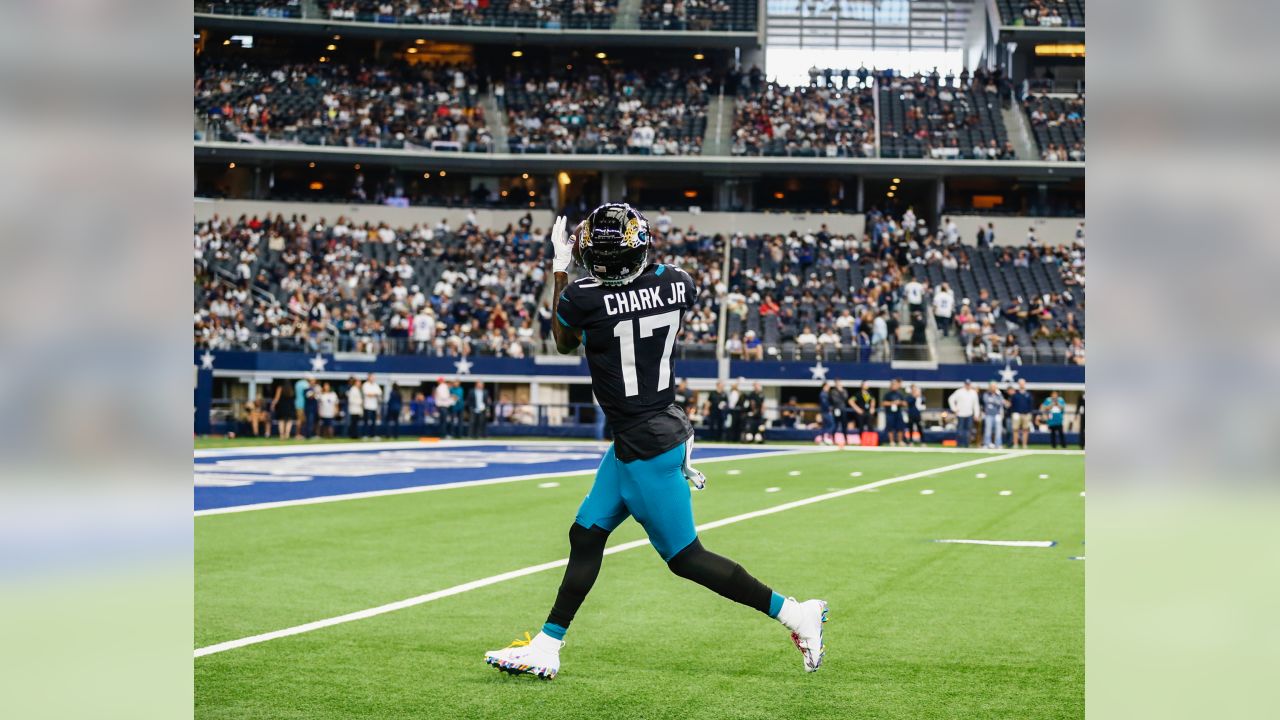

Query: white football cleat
[484,631,562,680]
[784,598,829,672]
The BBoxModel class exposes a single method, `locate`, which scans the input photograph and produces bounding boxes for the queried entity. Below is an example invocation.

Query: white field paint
[920,489,935,495]
[195,446,834,517]
[934,539,1056,548]
[976,473,988,478]
[537,482,560,489]
[765,487,781,493]
[726,469,741,475]
[195,451,1027,658]
[1039,474,1050,479]
[850,471,863,477]
[788,470,801,476]
[999,490,1013,496]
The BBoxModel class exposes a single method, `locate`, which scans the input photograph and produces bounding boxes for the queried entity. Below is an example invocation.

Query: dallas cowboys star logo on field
[454,357,474,375]
[200,351,215,370]
[309,353,328,372]
[809,361,829,381]
[998,364,1019,383]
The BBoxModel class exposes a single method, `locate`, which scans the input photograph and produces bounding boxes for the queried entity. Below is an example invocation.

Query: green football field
[195,447,1084,719]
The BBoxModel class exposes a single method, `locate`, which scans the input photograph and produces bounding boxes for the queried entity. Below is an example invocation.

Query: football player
[484,204,827,679]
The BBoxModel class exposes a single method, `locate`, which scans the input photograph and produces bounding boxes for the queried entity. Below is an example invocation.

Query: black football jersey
[557,263,698,433]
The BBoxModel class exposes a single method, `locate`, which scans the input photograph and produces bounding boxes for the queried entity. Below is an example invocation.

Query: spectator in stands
[346,376,363,439]
[743,330,764,360]
[932,282,955,336]
[948,380,980,448]
[732,81,875,158]
[1041,390,1067,448]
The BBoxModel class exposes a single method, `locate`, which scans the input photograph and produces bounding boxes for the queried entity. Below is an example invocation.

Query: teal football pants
[575,440,697,562]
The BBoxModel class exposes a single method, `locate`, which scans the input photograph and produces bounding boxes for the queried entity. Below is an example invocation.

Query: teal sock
[768,591,786,619]
[541,622,567,641]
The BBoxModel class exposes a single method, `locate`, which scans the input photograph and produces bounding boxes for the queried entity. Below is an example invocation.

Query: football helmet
[578,203,650,286]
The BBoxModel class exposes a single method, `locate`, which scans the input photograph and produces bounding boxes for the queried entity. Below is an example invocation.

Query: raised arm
[549,216,582,355]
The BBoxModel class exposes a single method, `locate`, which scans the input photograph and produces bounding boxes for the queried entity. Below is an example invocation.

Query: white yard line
[933,539,1056,548]
[194,451,1026,658]
[194,446,836,517]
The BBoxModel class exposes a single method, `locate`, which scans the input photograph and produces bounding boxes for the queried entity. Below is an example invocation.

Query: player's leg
[620,441,829,672]
[485,445,629,679]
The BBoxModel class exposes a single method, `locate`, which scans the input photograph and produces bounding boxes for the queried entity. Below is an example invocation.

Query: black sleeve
[557,282,587,330]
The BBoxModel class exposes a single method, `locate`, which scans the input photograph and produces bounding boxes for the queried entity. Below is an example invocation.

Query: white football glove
[550,215,574,274]
[682,439,706,490]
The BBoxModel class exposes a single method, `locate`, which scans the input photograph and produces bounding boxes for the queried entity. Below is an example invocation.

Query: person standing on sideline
[906,384,925,446]
[727,382,743,443]
[346,377,363,439]
[469,381,490,439]
[433,378,453,437]
[385,384,403,438]
[852,381,877,435]
[1041,390,1067,448]
[450,380,465,437]
[932,282,955,336]
[1009,379,1035,449]
[829,379,850,445]
[304,377,320,439]
[981,381,1008,449]
[1076,393,1085,449]
[272,379,295,440]
[818,381,834,445]
[948,380,980,447]
[294,375,310,438]
[706,381,727,442]
[361,373,383,437]
[881,379,906,447]
[317,382,338,438]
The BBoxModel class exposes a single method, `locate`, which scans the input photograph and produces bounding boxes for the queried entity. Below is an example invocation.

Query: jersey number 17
[612,310,680,397]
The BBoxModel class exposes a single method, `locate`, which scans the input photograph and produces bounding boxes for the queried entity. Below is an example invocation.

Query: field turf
[195,447,1084,719]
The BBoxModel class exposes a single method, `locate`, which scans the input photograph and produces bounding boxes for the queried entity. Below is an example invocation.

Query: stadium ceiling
[193,14,759,49]
[194,141,1084,179]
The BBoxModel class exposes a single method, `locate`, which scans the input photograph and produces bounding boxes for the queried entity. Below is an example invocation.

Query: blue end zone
[195,443,782,512]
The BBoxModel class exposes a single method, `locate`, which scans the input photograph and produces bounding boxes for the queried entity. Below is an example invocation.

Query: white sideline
[933,539,1056,548]
[194,446,835,517]
[194,451,1026,658]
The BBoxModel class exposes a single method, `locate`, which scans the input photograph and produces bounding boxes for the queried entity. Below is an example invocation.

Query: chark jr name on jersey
[603,282,688,316]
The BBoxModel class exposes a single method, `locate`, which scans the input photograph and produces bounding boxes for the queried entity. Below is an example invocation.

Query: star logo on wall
[454,357,474,375]
[200,351,215,370]
[998,364,1019,384]
[809,361,829,381]
[309,354,328,372]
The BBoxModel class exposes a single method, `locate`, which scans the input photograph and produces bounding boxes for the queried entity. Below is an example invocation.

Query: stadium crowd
[322,0,616,28]
[195,60,492,151]
[1024,93,1085,161]
[639,0,731,31]
[730,82,876,157]
[194,211,549,357]
[879,67,1017,160]
[193,209,725,357]
[499,66,711,155]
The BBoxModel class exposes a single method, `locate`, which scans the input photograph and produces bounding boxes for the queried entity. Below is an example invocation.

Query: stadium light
[773,192,785,200]
[319,56,328,63]
[512,50,523,58]
[693,53,705,61]
[308,162,315,168]
[333,35,341,40]
[439,170,447,177]
[890,185,898,191]
[326,44,336,51]
[595,52,607,59]
[407,48,417,54]
[228,162,235,169]
[529,190,536,197]
[521,172,529,179]
[354,164,361,170]
[892,178,901,184]
[887,191,895,198]
[423,172,430,179]
[309,181,324,190]
[558,172,571,185]
[415,38,425,45]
